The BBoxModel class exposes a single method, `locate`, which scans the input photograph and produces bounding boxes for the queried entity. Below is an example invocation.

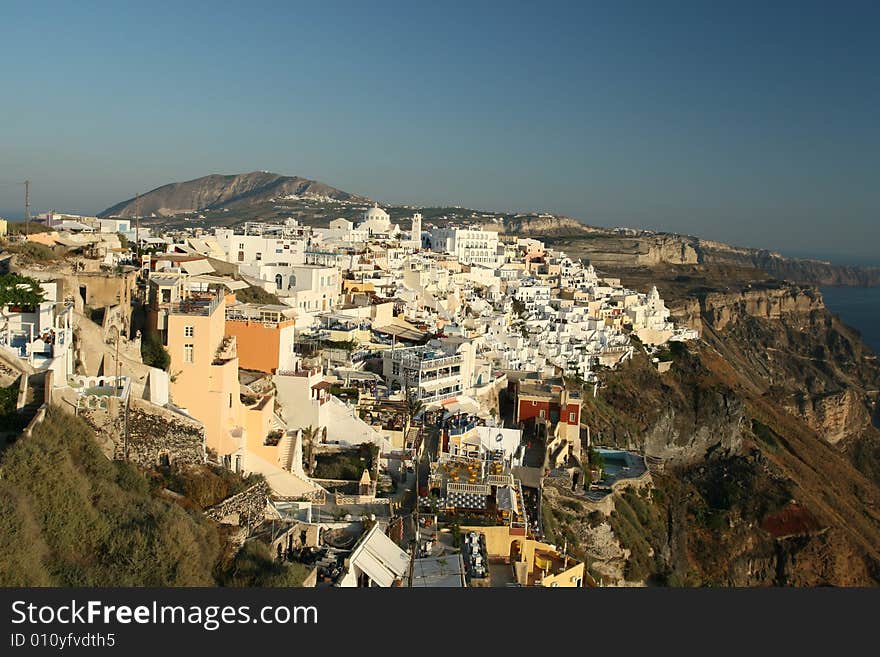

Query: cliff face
[674,285,823,333]
[557,234,700,268]
[669,285,879,451]
[788,389,873,446]
[555,231,880,287]
[699,243,880,286]
[572,282,880,585]
[496,215,593,237]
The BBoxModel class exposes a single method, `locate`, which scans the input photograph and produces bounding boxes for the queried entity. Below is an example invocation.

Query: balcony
[168,293,221,317]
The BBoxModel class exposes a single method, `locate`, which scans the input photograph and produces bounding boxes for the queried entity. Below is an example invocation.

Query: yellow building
[461,525,586,587]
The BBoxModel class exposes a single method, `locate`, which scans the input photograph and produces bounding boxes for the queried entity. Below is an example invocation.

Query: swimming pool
[593,448,646,484]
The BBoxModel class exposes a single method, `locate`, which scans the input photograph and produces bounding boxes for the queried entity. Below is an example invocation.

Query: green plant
[0,272,45,308]
[141,332,170,370]
[217,541,310,587]
[0,408,222,586]
[2,241,58,262]
[0,380,25,432]
[234,285,282,305]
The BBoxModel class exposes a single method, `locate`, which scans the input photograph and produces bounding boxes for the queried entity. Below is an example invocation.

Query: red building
[514,380,581,428]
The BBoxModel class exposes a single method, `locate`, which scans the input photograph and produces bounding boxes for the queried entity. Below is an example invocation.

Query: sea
[821,285,880,354]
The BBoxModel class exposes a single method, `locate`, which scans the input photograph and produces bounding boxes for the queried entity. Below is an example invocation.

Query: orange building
[224,302,297,373]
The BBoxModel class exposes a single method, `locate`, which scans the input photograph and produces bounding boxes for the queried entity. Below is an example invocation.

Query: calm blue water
[821,286,880,354]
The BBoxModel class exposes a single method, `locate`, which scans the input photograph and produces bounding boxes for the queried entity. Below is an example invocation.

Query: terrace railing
[168,294,221,317]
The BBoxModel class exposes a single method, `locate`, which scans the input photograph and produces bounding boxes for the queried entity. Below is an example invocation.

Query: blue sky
[1,1,878,263]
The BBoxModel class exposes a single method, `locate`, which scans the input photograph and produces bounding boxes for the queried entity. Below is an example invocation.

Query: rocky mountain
[100,172,368,218]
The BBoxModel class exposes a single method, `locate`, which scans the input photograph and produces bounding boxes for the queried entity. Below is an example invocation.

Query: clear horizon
[2,1,878,261]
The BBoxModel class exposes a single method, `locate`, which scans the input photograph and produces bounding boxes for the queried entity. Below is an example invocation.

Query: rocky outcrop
[497,215,593,237]
[642,398,745,465]
[698,286,823,332]
[788,389,873,445]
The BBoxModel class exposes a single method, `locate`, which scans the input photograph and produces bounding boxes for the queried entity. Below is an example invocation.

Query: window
[539,409,545,419]
[184,326,194,337]
[569,412,575,423]
[183,344,194,363]
[532,400,537,406]
[255,252,262,261]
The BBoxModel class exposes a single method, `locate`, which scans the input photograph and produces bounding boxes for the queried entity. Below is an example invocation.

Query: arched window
[275,273,283,289]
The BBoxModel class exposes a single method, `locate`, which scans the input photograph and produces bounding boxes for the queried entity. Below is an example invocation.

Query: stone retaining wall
[205,481,271,527]
[74,396,205,468]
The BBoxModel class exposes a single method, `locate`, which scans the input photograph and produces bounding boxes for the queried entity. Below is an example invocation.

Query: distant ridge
[99,171,368,218]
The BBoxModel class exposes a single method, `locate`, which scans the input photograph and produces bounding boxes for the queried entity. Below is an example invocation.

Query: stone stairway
[18,371,47,427]
[279,432,295,471]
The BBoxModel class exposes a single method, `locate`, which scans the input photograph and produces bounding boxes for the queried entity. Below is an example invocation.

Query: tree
[0,273,44,309]
[141,332,170,370]
[0,273,45,333]
[301,425,318,474]
[405,390,423,425]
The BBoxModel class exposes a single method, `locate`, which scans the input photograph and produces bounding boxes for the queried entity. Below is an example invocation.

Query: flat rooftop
[411,555,466,587]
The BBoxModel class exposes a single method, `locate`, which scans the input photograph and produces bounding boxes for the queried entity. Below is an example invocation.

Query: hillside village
[1,204,703,587]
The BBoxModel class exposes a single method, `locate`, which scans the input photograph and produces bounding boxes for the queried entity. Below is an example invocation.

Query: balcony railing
[168,294,221,317]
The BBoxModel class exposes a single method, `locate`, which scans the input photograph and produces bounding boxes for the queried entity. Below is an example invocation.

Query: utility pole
[24,179,30,236]
[135,192,141,265]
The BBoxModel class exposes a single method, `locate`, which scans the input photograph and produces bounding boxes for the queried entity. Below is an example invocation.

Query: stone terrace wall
[126,398,205,467]
[205,481,271,527]
[75,396,206,468]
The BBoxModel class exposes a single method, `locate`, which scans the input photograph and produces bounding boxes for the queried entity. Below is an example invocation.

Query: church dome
[362,202,390,224]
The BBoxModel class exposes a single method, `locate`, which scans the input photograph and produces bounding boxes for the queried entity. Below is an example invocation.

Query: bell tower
[411,213,422,249]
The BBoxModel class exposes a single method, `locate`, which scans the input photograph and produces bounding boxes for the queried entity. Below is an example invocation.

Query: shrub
[234,285,282,305]
[2,241,58,262]
[0,407,221,585]
[141,333,170,370]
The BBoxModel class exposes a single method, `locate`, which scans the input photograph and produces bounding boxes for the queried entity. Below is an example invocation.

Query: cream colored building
[165,289,245,460]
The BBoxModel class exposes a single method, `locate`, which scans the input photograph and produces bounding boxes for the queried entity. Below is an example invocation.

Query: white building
[427,226,502,266]
[0,281,74,381]
[212,224,308,266]
[357,203,401,238]
[383,342,477,403]
[240,263,341,315]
